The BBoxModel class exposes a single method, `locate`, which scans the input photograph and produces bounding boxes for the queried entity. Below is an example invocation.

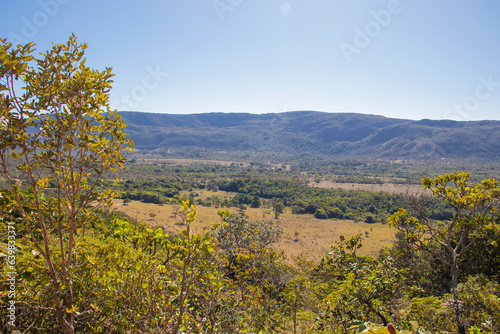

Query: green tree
[365,215,376,224]
[383,231,450,296]
[251,195,262,208]
[389,171,500,334]
[280,274,315,334]
[109,201,224,333]
[273,200,285,214]
[314,208,328,219]
[0,35,133,333]
[213,210,289,332]
[215,211,283,262]
[315,235,404,332]
[460,219,500,282]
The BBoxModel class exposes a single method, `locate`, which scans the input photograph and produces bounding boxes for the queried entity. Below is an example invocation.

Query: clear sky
[2,0,500,121]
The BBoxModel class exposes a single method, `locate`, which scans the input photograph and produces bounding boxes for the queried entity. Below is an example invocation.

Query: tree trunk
[293,303,297,334]
[451,264,465,334]
[364,299,388,326]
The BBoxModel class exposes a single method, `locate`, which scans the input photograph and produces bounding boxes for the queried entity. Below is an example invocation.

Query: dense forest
[1,36,500,334]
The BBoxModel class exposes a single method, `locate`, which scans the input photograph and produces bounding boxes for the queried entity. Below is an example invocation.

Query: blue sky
[2,0,500,121]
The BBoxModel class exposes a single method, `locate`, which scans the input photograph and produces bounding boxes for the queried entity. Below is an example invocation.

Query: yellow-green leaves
[390,171,500,333]
[182,200,197,224]
[422,171,500,214]
[393,171,500,236]
[388,208,407,227]
[0,35,135,334]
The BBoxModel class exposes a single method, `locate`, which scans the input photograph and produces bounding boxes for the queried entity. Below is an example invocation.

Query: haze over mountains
[119,111,500,163]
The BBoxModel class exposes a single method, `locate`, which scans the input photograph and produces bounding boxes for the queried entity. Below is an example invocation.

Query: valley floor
[112,199,395,260]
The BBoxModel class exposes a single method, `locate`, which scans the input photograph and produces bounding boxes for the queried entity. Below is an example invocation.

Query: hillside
[119,111,500,162]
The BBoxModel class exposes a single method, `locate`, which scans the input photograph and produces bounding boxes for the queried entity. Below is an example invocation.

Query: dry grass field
[308,180,429,195]
[112,192,397,261]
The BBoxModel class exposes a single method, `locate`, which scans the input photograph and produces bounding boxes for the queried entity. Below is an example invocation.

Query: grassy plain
[112,190,396,260]
[106,159,441,260]
[308,180,429,195]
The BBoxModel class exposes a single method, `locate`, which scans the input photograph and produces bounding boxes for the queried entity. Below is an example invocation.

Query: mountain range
[118,111,500,163]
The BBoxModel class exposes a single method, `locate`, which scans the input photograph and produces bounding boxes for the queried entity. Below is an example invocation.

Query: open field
[112,198,396,260]
[308,180,429,195]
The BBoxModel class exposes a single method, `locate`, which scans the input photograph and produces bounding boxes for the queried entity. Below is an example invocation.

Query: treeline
[105,158,423,185]
[118,179,183,204]
[294,159,500,183]
[114,176,453,224]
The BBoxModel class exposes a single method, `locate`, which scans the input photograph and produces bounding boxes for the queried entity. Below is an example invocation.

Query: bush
[292,205,306,214]
[327,207,344,219]
[314,208,328,219]
[402,296,454,332]
[365,215,376,224]
[454,276,500,333]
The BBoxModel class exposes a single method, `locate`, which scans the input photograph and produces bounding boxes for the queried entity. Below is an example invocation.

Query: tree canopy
[1,34,133,333]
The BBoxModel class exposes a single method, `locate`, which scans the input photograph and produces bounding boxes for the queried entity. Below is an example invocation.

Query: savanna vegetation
[1,36,500,334]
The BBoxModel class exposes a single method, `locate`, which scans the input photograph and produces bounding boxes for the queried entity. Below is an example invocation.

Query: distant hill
[118,111,500,163]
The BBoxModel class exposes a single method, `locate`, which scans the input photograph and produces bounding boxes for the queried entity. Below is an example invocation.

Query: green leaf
[409,321,419,331]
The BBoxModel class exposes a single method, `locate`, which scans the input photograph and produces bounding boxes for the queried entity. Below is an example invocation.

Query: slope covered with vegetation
[119,111,500,163]
[1,36,500,334]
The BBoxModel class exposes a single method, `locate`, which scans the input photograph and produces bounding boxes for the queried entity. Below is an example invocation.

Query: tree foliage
[0,35,133,333]
[389,171,500,334]
[314,235,405,332]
